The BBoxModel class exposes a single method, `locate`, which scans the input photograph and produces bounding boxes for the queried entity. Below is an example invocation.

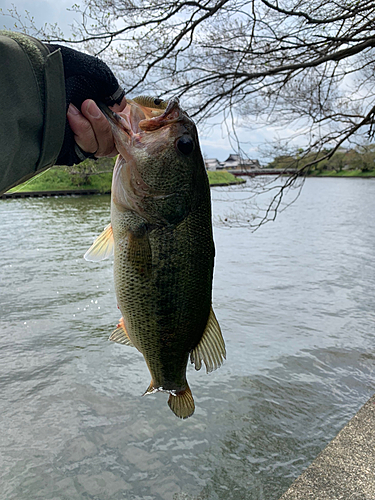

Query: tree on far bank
[354,144,375,172]
[267,144,375,174]
[67,157,116,186]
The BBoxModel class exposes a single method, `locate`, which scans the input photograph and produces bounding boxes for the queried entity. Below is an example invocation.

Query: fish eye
[176,136,195,156]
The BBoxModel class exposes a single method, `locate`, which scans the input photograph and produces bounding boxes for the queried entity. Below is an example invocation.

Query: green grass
[310,169,375,177]
[9,165,113,193]
[8,165,243,193]
[207,170,244,185]
[8,167,77,192]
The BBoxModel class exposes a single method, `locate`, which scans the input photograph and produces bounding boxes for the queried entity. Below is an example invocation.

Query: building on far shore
[204,154,261,171]
[204,158,223,171]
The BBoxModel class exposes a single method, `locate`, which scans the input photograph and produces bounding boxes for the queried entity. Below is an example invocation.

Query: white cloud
[197,118,273,162]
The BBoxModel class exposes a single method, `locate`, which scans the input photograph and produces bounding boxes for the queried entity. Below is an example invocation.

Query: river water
[1,177,375,500]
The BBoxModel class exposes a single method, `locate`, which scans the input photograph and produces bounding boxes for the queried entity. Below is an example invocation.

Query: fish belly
[113,202,214,392]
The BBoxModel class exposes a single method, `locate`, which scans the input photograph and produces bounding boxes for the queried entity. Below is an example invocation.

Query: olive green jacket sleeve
[0,31,66,194]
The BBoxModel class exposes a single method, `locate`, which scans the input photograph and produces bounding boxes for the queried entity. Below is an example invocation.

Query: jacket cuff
[35,47,66,171]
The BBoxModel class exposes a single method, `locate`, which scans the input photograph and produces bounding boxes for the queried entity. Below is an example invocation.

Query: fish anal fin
[143,380,157,396]
[168,386,195,419]
[109,317,135,347]
[84,223,114,262]
[190,306,226,373]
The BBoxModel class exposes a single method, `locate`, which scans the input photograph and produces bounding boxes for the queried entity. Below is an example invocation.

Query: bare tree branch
[4,0,375,225]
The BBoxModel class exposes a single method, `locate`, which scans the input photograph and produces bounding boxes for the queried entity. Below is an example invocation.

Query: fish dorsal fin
[168,386,195,419]
[190,306,226,373]
[84,223,114,262]
[109,317,135,347]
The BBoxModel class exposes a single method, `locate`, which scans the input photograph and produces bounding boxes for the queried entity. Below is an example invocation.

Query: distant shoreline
[305,169,375,178]
[220,168,375,178]
[2,167,245,199]
[265,168,375,178]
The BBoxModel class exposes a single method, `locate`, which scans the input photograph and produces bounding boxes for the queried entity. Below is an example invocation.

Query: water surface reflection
[1,178,375,499]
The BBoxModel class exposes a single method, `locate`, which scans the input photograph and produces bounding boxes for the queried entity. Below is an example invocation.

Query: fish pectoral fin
[109,317,135,347]
[168,385,195,419]
[190,306,226,373]
[84,223,114,262]
[127,229,152,276]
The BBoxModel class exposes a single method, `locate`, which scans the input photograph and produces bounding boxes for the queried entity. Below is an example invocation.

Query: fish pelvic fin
[109,317,135,347]
[190,306,226,373]
[168,385,195,420]
[84,223,114,261]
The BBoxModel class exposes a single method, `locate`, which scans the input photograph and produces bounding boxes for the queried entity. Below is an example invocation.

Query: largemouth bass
[85,96,225,419]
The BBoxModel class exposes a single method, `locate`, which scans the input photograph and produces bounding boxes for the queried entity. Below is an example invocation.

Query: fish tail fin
[143,381,195,419]
[168,385,195,420]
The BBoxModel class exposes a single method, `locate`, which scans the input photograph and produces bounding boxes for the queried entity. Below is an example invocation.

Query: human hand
[46,43,126,165]
[67,98,127,159]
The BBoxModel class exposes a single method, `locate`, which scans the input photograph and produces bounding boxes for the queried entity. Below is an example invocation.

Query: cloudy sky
[1,0,77,35]
[0,0,278,163]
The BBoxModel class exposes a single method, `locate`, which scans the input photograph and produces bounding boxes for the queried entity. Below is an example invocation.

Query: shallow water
[1,177,375,500]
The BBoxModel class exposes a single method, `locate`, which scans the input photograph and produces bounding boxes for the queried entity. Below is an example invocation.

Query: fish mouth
[138,98,182,131]
[98,98,182,141]
[100,98,184,220]
[97,102,135,140]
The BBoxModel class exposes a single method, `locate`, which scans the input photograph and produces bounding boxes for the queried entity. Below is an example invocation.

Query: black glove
[46,44,125,166]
